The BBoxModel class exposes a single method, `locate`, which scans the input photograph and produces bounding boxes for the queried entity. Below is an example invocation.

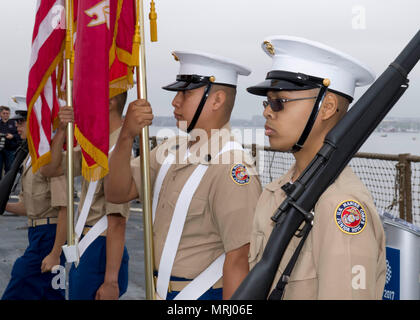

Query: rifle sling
[268,222,312,300]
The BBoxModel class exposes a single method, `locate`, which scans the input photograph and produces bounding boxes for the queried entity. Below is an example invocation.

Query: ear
[210,89,226,111]
[320,92,338,120]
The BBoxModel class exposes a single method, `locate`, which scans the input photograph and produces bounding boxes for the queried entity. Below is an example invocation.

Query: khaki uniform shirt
[249,165,386,299]
[131,123,262,279]
[19,156,67,219]
[67,127,130,233]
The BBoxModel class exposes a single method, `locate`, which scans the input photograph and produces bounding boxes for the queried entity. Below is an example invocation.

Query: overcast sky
[0,0,419,120]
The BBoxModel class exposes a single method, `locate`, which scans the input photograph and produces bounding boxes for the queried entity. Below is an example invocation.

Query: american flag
[26,0,66,172]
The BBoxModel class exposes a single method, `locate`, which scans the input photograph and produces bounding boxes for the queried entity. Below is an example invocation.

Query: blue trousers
[1,224,65,300]
[155,273,223,300]
[68,236,129,300]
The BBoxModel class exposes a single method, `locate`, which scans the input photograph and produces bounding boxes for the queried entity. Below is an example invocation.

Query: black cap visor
[247,79,317,96]
[247,70,327,96]
[162,74,217,92]
[11,111,28,121]
[162,80,207,92]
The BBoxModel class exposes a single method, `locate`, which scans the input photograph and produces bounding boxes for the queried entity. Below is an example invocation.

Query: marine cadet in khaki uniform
[2,110,67,300]
[246,36,386,299]
[41,92,130,300]
[105,51,262,300]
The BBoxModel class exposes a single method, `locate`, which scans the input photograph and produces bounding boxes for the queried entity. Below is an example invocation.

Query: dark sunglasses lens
[263,99,283,111]
[272,100,284,111]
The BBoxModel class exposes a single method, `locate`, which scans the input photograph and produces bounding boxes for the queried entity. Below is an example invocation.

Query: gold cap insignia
[263,41,275,55]
[172,52,179,61]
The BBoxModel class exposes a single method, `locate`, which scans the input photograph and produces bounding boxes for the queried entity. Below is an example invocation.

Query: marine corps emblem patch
[334,200,367,235]
[231,164,250,185]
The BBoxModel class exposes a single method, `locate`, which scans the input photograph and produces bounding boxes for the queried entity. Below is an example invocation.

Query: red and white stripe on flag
[26,0,66,172]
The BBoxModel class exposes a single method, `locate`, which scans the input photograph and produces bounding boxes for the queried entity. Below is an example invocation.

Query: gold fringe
[109,69,134,98]
[81,157,108,181]
[74,125,109,181]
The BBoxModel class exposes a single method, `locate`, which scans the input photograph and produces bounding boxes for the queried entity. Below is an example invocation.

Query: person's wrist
[104,276,119,285]
[119,126,135,141]
[50,247,62,257]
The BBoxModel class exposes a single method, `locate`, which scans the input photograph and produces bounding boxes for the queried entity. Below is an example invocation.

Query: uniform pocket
[31,174,49,196]
[248,232,264,266]
[29,192,51,214]
[288,250,317,281]
[168,191,207,217]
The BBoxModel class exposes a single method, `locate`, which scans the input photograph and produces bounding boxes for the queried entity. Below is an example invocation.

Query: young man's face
[1,110,10,121]
[171,86,207,131]
[263,89,318,151]
[16,120,27,139]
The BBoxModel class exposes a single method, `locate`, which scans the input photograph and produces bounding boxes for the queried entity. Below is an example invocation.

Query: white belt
[155,140,244,300]
[62,144,115,265]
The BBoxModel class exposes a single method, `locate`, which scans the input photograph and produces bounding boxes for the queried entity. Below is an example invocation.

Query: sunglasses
[262,96,317,112]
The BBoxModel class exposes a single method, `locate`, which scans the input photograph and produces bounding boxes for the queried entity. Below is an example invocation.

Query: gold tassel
[149,0,157,42]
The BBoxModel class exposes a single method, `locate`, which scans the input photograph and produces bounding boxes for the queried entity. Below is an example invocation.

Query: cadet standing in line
[247,36,386,299]
[105,51,262,300]
[41,92,131,300]
[2,110,67,300]
[0,106,21,179]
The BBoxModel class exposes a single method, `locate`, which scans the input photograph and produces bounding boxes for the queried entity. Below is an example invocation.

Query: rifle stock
[232,30,420,300]
[0,141,28,215]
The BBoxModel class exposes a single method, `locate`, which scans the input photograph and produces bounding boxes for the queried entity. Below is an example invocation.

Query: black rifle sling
[268,222,312,300]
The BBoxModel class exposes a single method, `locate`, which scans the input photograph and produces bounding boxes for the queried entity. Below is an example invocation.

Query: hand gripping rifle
[0,140,28,215]
[231,30,420,300]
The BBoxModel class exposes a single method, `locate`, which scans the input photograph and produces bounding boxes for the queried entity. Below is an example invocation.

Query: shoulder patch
[230,164,250,185]
[334,200,367,235]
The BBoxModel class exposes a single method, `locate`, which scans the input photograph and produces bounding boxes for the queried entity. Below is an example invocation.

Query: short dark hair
[1,106,10,112]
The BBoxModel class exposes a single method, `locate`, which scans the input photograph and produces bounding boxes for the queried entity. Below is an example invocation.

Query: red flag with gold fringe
[73,0,138,181]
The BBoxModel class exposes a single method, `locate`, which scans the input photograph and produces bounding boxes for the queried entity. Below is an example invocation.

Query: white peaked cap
[259,35,375,99]
[163,50,251,90]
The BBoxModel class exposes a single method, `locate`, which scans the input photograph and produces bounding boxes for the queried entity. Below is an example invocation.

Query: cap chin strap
[289,82,329,153]
[186,83,213,133]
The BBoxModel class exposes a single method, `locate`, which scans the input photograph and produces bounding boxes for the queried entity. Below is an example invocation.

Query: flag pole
[65,0,75,252]
[136,0,155,300]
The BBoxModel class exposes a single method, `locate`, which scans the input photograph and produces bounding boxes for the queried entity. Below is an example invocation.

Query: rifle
[231,30,420,300]
[0,140,28,215]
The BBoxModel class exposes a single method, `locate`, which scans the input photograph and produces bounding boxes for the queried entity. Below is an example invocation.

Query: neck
[188,120,227,147]
[109,110,122,133]
[291,138,324,182]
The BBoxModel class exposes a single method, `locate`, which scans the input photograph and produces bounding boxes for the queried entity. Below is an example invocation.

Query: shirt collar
[186,122,234,164]
[264,164,296,192]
